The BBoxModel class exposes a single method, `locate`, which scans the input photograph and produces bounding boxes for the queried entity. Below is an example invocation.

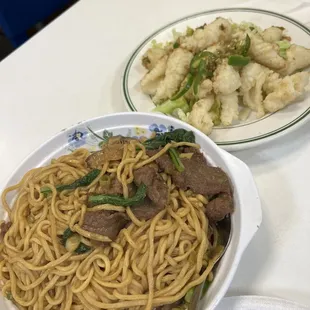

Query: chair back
[0,0,71,47]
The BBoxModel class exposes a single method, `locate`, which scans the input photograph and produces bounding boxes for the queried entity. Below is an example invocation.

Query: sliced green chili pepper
[170,73,194,101]
[88,183,147,207]
[199,51,217,61]
[190,51,217,75]
[228,55,250,66]
[173,42,180,49]
[241,34,251,56]
[193,59,206,96]
[190,54,202,73]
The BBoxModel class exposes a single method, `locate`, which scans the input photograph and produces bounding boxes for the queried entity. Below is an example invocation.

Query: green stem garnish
[88,183,147,207]
[168,148,185,172]
[41,169,101,194]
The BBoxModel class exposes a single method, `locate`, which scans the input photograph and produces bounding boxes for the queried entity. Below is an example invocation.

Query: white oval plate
[122,8,310,151]
[0,113,261,310]
[216,295,310,310]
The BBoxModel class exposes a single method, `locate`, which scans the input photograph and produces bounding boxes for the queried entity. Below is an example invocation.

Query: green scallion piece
[228,55,250,66]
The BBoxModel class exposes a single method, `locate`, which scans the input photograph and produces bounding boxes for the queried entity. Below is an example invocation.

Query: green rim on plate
[122,7,310,146]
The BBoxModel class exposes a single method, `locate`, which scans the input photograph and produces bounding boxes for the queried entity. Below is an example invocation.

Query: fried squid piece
[249,33,286,70]
[278,45,310,76]
[140,55,168,96]
[218,91,239,126]
[198,79,213,99]
[240,62,268,118]
[262,26,284,43]
[188,94,215,135]
[206,42,225,55]
[213,59,241,95]
[142,47,167,70]
[263,71,281,94]
[264,71,310,113]
[180,18,232,53]
[152,48,193,104]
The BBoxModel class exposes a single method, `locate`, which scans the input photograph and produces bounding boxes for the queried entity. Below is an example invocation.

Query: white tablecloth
[0,0,310,307]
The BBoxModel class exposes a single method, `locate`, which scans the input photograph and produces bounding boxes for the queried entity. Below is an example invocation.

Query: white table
[0,0,310,307]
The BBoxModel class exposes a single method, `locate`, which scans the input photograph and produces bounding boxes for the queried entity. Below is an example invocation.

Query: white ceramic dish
[216,295,310,310]
[0,112,262,310]
[121,8,310,151]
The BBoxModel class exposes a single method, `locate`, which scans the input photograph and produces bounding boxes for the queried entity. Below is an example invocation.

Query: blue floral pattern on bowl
[149,124,174,136]
[66,124,176,152]
[67,129,88,148]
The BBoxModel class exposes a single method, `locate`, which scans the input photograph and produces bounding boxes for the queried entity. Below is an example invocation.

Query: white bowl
[0,112,262,310]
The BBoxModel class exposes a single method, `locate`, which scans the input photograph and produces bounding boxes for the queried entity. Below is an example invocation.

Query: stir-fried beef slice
[146,150,174,174]
[205,193,234,222]
[153,150,231,196]
[96,178,123,195]
[184,146,199,153]
[146,149,160,157]
[95,178,135,196]
[156,154,174,174]
[108,135,135,145]
[86,144,124,169]
[133,165,168,210]
[0,221,11,241]
[86,136,135,169]
[147,148,233,221]
[179,157,231,196]
[130,197,164,220]
[81,210,129,241]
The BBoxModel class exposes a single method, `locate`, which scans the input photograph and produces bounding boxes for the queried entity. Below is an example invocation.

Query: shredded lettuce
[172,28,182,41]
[186,26,194,36]
[239,21,262,34]
[184,288,195,303]
[171,108,189,122]
[152,97,189,115]
[231,23,239,31]
[151,39,163,49]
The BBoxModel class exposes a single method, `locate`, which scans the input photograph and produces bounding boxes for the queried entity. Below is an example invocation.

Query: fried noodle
[0,140,221,310]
